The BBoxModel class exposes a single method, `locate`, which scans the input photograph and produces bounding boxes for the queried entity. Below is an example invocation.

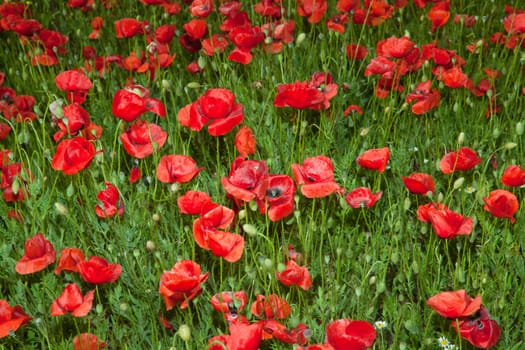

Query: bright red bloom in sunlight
[405,80,441,115]
[326,319,376,350]
[120,120,167,159]
[207,230,245,263]
[356,147,390,173]
[427,290,482,319]
[211,291,248,314]
[441,66,470,88]
[156,154,202,183]
[55,70,92,104]
[345,187,382,208]
[251,294,291,319]
[274,81,325,110]
[190,0,214,17]
[222,157,269,203]
[501,165,525,187]
[309,71,339,110]
[276,260,312,290]
[15,233,56,275]
[52,103,91,142]
[235,125,256,158]
[178,88,244,136]
[51,136,96,175]
[483,189,519,223]
[0,300,31,338]
[439,147,482,174]
[503,12,525,34]
[427,206,473,239]
[209,321,263,350]
[346,43,368,61]
[297,0,327,24]
[129,166,141,183]
[401,172,435,195]
[376,36,415,58]
[454,306,501,349]
[112,86,166,122]
[178,190,217,215]
[78,256,122,284]
[54,248,85,275]
[114,18,147,38]
[95,182,124,218]
[72,333,107,350]
[352,0,394,26]
[50,283,94,317]
[292,155,342,198]
[159,260,209,310]
[262,174,296,221]
[427,1,450,32]
[326,13,348,34]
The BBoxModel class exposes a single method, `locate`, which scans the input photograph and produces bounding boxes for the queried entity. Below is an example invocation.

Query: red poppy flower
[207,230,245,263]
[364,56,396,77]
[345,187,382,208]
[193,205,236,249]
[405,80,441,115]
[297,0,327,24]
[276,260,312,290]
[129,166,141,183]
[261,174,296,221]
[439,147,482,174]
[343,104,363,117]
[209,320,263,350]
[308,71,339,110]
[159,260,209,310]
[183,19,208,40]
[178,88,244,136]
[261,319,309,345]
[376,36,415,59]
[326,319,376,350]
[0,122,11,140]
[253,0,283,18]
[0,160,31,202]
[292,155,342,198]
[52,103,91,142]
[0,300,32,338]
[503,12,525,34]
[454,306,501,349]
[235,125,256,158]
[15,233,56,275]
[251,294,291,319]
[178,190,217,215]
[55,70,92,104]
[401,172,435,195]
[54,248,85,275]
[346,43,368,61]
[211,291,248,315]
[114,18,147,38]
[441,66,470,88]
[78,256,122,284]
[483,189,519,223]
[416,202,448,222]
[427,290,482,319]
[51,137,96,175]
[156,154,202,183]
[72,333,107,350]
[274,81,325,110]
[120,120,167,159]
[95,182,124,218]
[428,207,473,239]
[112,86,166,122]
[221,157,269,203]
[50,283,94,317]
[356,147,390,173]
[202,34,230,56]
[297,344,335,350]
[501,165,525,187]
[326,13,348,33]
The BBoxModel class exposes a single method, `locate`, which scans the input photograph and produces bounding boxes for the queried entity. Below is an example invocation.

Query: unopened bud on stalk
[146,240,156,252]
[457,132,465,145]
[54,202,69,216]
[492,128,501,138]
[186,82,201,89]
[505,142,517,150]
[238,209,246,220]
[453,177,465,190]
[152,213,160,222]
[242,224,258,237]
[516,121,524,135]
[161,79,171,90]
[178,324,191,341]
[296,32,306,46]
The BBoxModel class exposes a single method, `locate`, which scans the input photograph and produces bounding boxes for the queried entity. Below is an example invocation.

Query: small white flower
[374,320,388,329]
[438,336,451,348]
[464,186,477,194]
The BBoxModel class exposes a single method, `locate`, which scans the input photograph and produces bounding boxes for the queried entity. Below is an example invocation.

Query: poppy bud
[54,202,69,216]
[161,79,171,90]
[457,132,465,145]
[238,209,246,220]
[505,142,517,150]
[146,240,156,252]
[453,177,465,190]
[492,128,500,138]
[296,32,306,46]
[178,325,191,341]
[152,213,160,222]
[369,276,376,285]
[242,224,258,237]
[516,121,524,135]
[186,82,201,89]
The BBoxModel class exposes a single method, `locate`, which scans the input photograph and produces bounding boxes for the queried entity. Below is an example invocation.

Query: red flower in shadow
[297,0,327,23]
[55,70,92,104]
[159,260,209,310]
[178,88,244,136]
[15,233,56,275]
[0,300,32,338]
[292,155,343,198]
[95,182,124,218]
[325,319,376,350]
[346,43,368,61]
[276,260,312,290]
[114,18,147,38]
[439,147,482,174]
[51,136,97,175]
[501,165,525,187]
[261,319,309,345]
[112,85,166,122]
[78,256,122,284]
[401,172,435,195]
[211,291,248,315]
[54,248,85,275]
[405,80,441,115]
[251,294,291,319]
[356,147,390,173]
[222,157,269,203]
[72,333,107,350]
[427,290,482,319]
[156,154,202,183]
[50,283,94,317]
[483,189,519,223]
[120,120,167,159]
[345,187,382,208]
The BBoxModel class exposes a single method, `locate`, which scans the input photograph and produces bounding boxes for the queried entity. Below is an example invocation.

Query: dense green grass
[0,0,524,349]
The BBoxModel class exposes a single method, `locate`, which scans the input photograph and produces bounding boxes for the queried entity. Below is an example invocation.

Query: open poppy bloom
[51,136,97,175]
[501,164,525,187]
[428,206,473,239]
[120,120,167,159]
[427,290,482,319]
[401,172,435,195]
[55,69,92,104]
[209,320,263,350]
[177,190,218,215]
[454,306,501,349]
[251,294,291,319]
[210,291,248,315]
[276,260,312,290]
[346,43,368,61]
[235,125,256,158]
[296,0,327,23]
[78,256,122,284]
[112,85,166,122]
[345,187,382,208]
[0,299,32,338]
[416,202,448,222]
[261,319,309,345]
[292,155,343,198]
[405,80,441,115]
[114,18,147,38]
[52,103,91,142]
[356,147,390,173]
[54,247,85,275]
[159,260,209,310]
[15,233,56,275]
[439,147,482,174]
[274,81,326,110]
[95,182,124,218]
[72,333,107,350]
[207,230,245,263]
[221,157,269,204]
[178,88,244,136]
[483,189,519,223]
[50,283,94,317]
[260,174,296,221]
[156,154,203,183]
[325,319,376,350]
